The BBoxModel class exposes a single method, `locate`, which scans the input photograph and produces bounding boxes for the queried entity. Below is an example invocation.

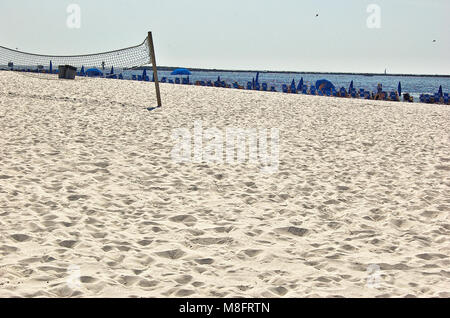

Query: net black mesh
[0,37,150,70]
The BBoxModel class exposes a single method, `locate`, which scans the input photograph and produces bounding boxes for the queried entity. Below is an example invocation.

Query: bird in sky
[316,13,319,17]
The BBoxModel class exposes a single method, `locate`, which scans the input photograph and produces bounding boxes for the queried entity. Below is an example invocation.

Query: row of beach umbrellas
[47,61,445,96]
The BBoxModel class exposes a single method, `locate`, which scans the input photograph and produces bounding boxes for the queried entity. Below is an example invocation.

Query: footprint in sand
[10,234,31,242]
[195,258,215,265]
[270,286,289,297]
[138,279,159,288]
[58,240,78,249]
[155,249,186,260]
[191,237,233,246]
[416,253,448,261]
[242,249,263,258]
[169,215,197,226]
[275,227,309,237]
[175,275,193,285]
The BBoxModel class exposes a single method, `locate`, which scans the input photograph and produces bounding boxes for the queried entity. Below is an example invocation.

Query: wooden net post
[147,31,162,108]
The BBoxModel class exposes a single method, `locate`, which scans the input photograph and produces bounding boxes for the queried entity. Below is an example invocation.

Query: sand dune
[0,71,449,298]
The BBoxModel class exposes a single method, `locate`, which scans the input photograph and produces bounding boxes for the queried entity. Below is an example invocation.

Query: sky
[0,0,448,75]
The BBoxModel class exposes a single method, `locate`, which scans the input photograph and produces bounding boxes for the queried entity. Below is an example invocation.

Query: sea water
[151,70,449,101]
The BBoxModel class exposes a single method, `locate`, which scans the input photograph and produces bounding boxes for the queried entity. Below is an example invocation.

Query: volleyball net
[0,31,162,107]
[0,38,150,69]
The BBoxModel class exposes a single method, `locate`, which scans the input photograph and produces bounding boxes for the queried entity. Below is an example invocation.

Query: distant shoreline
[2,65,448,78]
[139,66,450,78]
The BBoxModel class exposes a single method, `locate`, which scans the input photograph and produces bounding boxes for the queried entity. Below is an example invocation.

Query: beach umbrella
[152,72,155,82]
[316,79,335,92]
[297,77,304,91]
[171,68,191,76]
[252,78,255,89]
[438,85,443,97]
[143,68,147,79]
[398,82,402,96]
[49,61,53,73]
[256,72,260,84]
[86,68,103,77]
[110,66,114,75]
[217,76,221,82]
[349,80,354,92]
[80,66,85,76]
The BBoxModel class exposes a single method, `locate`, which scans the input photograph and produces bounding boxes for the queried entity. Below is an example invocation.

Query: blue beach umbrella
[80,66,85,76]
[438,85,443,97]
[256,72,260,84]
[49,61,53,73]
[110,66,114,75]
[297,77,304,91]
[316,79,335,92]
[252,78,255,89]
[349,80,354,92]
[171,68,191,76]
[86,68,103,77]
[143,68,147,79]
[217,76,221,82]
[398,82,402,96]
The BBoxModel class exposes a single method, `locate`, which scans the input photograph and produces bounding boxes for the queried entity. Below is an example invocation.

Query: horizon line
[145,65,450,78]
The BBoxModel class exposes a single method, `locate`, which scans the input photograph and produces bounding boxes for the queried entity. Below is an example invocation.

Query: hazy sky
[0,0,448,74]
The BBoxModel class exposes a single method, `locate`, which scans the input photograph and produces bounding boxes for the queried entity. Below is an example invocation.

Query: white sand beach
[0,71,449,298]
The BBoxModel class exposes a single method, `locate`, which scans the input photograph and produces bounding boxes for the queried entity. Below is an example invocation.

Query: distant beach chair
[247,82,252,90]
[364,92,371,100]
[339,87,347,97]
[160,77,167,83]
[270,86,276,92]
[137,75,143,81]
[132,75,137,80]
[254,83,260,91]
[310,86,317,95]
[443,93,449,104]
[262,83,268,91]
[332,88,338,97]
[169,79,174,84]
[232,82,239,89]
[389,92,399,101]
[420,94,425,103]
[318,90,324,96]
[302,86,308,94]
[434,93,442,104]
[282,84,289,93]
[175,78,181,84]
[207,80,213,87]
[182,78,189,85]
[359,91,365,98]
